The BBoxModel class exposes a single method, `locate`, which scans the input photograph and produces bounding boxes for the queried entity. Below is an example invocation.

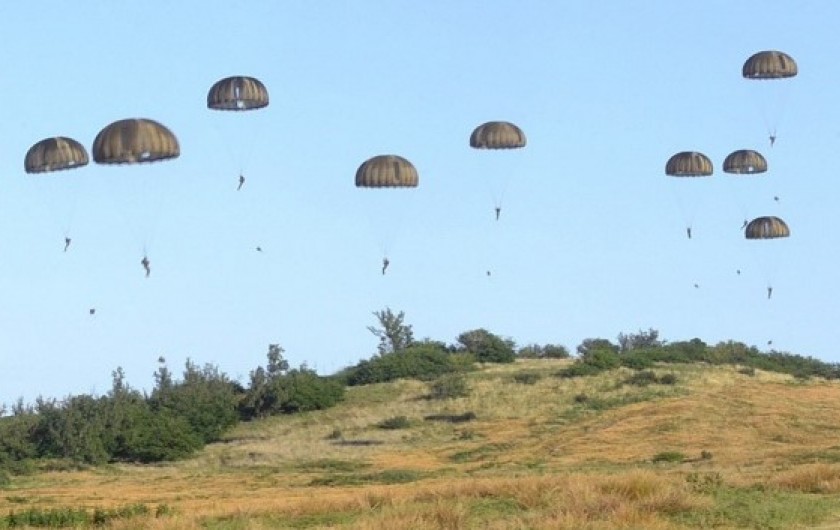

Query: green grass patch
[672,486,836,529]
[450,443,514,464]
[293,459,370,473]
[652,451,686,463]
[203,510,360,529]
[308,469,424,487]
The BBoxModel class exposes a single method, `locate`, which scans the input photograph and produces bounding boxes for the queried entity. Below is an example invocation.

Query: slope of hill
[3,359,840,529]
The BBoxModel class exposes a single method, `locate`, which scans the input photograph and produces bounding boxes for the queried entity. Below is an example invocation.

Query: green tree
[367,307,414,355]
[576,338,619,358]
[617,328,664,353]
[457,329,516,363]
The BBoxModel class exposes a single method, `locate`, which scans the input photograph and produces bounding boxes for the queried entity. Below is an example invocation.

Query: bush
[343,343,458,386]
[623,370,659,386]
[658,373,678,385]
[429,374,469,400]
[652,451,686,463]
[377,416,411,430]
[457,329,516,364]
[512,372,542,385]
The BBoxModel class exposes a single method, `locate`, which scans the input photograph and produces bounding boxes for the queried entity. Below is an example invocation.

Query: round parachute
[355,155,418,188]
[92,119,180,165]
[25,137,89,173]
[723,149,767,175]
[207,76,269,111]
[470,121,526,149]
[742,51,798,80]
[745,216,790,239]
[665,151,713,177]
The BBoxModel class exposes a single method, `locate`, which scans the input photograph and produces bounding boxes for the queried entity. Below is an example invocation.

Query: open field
[3,360,840,528]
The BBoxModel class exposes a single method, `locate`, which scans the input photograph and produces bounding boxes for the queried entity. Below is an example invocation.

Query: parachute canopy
[470,121,526,149]
[723,149,767,175]
[745,216,790,239]
[25,137,89,174]
[355,155,418,188]
[92,119,180,165]
[207,76,269,111]
[665,151,713,177]
[742,51,798,80]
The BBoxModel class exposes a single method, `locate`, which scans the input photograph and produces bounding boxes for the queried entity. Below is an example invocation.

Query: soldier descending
[237,174,245,191]
[381,257,390,275]
[64,237,71,252]
[141,256,151,278]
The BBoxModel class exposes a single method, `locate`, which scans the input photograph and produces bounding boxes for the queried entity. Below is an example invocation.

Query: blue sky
[1,2,838,404]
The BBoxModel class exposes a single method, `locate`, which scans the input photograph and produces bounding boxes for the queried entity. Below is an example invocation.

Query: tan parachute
[723,149,767,175]
[355,155,418,188]
[469,121,526,149]
[25,137,89,174]
[207,76,269,111]
[745,216,790,239]
[742,51,798,80]
[92,118,180,164]
[665,151,713,177]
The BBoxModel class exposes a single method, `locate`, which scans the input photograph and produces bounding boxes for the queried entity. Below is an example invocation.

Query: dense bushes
[342,342,460,386]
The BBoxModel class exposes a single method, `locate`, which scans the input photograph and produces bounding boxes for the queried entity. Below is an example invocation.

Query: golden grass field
[3,360,840,529]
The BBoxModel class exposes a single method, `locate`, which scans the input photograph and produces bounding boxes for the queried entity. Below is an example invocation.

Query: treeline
[2,311,837,481]
[0,348,344,477]
[560,329,840,380]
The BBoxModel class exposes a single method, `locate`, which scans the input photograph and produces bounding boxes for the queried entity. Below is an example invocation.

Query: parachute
[92,118,180,272]
[470,121,527,150]
[744,216,790,301]
[207,76,269,188]
[25,137,91,249]
[355,155,418,188]
[722,149,767,175]
[355,155,419,274]
[665,151,713,177]
[25,137,89,174]
[742,50,797,146]
[665,151,713,240]
[745,216,789,239]
[722,149,770,229]
[207,76,269,111]
[469,121,526,223]
[742,51,798,80]
[92,118,180,164]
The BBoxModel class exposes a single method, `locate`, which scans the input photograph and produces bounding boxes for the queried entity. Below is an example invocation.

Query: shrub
[457,329,516,364]
[377,416,411,430]
[623,370,659,387]
[512,372,542,385]
[343,343,458,386]
[429,374,469,400]
[659,373,678,385]
[652,451,686,463]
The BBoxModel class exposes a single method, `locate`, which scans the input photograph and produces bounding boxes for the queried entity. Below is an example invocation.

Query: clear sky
[1,1,838,405]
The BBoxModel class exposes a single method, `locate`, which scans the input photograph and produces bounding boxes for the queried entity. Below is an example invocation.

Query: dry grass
[3,360,840,528]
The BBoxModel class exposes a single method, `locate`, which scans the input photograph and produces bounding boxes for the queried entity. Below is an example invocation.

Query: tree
[517,343,570,359]
[367,307,414,355]
[617,328,664,353]
[576,338,619,358]
[457,329,516,363]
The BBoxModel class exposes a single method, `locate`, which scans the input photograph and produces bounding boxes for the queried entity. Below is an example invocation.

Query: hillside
[3,359,840,529]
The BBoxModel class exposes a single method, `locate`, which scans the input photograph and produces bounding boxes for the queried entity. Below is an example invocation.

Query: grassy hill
[3,359,840,529]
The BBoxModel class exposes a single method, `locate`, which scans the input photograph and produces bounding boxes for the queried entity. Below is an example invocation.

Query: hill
[2,359,840,529]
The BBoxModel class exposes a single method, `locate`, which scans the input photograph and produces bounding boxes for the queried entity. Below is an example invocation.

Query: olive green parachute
[207,76,269,111]
[742,51,798,80]
[355,155,418,188]
[745,216,790,239]
[25,137,89,173]
[469,121,526,149]
[665,152,713,177]
[723,149,767,174]
[92,119,180,164]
